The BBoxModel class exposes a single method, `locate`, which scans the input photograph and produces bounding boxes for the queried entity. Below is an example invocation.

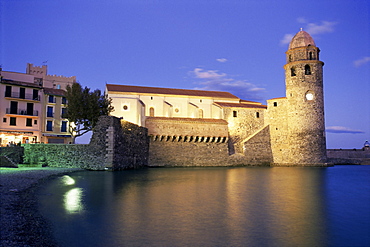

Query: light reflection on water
[64,187,84,214]
[37,166,370,247]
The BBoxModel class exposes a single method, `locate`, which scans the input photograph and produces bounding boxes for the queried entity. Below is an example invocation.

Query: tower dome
[289,30,316,49]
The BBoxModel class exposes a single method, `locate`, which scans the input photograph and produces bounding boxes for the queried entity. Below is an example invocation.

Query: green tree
[66,82,114,143]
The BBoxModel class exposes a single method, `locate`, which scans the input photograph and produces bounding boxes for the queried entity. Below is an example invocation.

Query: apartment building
[0,64,75,146]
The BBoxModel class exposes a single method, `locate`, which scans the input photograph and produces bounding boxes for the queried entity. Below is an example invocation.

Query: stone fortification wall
[21,116,149,170]
[327,148,370,165]
[242,125,273,165]
[149,140,229,167]
[145,117,228,138]
[146,117,229,166]
[266,98,289,164]
[87,116,149,170]
[223,107,265,154]
[22,144,105,169]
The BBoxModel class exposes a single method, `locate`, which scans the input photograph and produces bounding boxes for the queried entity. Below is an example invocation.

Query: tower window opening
[289,55,292,62]
[273,102,278,107]
[309,52,313,60]
[233,110,237,117]
[305,65,311,75]
[149,107,155,117]
[291,67,296,76]
[256,112,260,118]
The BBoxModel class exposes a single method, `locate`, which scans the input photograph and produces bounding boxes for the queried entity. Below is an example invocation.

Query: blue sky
[1,0,369,148]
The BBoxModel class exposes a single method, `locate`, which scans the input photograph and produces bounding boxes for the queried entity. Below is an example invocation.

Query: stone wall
[0,146,24,167]
[85,116,149,170]
[146,117,231,166]
[21,116,149,170]
[149,138,229,167]
[242,125,273,165]
[327,148,370,165]
[223,107,265,154]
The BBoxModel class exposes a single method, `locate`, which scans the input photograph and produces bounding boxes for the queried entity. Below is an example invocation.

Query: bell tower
[284,30,327,165]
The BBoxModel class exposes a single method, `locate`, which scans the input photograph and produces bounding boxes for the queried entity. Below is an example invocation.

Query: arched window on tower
[305,65,311,75]
[291,67,296,76]
[149,107,155,117]
[309,52,313,60]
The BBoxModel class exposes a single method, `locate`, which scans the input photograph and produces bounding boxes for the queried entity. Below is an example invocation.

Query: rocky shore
[0,168,83,247]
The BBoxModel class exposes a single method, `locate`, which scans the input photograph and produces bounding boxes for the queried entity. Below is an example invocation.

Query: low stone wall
[327,148,370,165]
[21,116,149,170]
[22,144,106,170]
[0,146,24,167]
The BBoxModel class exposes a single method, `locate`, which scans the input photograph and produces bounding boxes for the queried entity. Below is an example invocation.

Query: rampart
[327,148,370,165]
[21,116,149,170]
[146,117,230,166]
[90,116,149,169]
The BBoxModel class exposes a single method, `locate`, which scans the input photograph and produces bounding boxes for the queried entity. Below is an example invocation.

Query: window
[33,89,39,100]
[309,52,313,60]
[123,105,128,110]
[5,86,11,97]
[233,111,237,117]
[48,95,55,103]
[305,65,311,75]
[256,112,260,118]
[27,103,34,116]
[20,88,25,99]
[150,97,153,100]
[10,101,18,114]
[274,102,278,107]
[149,107,155,117]
[291,67,296,76]
[46,121,53,131]
[47,106,53,117]
[62,97,67,104]
[10,117,16,126]
[34,119,37,125]
[61,121,67,132]
[3,118,6,123]
[61,108,67,118]
[26,118,32,127]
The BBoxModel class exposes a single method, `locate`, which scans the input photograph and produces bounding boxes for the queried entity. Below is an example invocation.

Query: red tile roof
[106,84,239,99]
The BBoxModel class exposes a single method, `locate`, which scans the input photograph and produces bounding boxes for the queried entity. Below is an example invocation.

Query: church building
[107,30,327,166]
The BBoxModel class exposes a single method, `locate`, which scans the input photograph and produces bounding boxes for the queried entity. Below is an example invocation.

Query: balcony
[5,92,40,101]
[6,108,39,116]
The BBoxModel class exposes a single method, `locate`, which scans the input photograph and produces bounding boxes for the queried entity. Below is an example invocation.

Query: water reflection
[64,187,84,214]
[37,166,370,247]
[61,175,75,185]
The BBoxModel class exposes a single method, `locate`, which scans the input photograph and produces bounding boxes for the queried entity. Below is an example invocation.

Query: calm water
[37,166,370,247]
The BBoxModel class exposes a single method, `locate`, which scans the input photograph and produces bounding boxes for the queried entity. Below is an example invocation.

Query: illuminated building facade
[0,64,75,146]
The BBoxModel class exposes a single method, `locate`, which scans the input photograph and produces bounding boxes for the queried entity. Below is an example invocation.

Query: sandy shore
[0,167,83,247]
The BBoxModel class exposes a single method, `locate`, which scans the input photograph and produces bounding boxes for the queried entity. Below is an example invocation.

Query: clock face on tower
[306,92,314,100]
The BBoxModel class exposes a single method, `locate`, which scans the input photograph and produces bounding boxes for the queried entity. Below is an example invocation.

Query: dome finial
[300,27,303,31]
